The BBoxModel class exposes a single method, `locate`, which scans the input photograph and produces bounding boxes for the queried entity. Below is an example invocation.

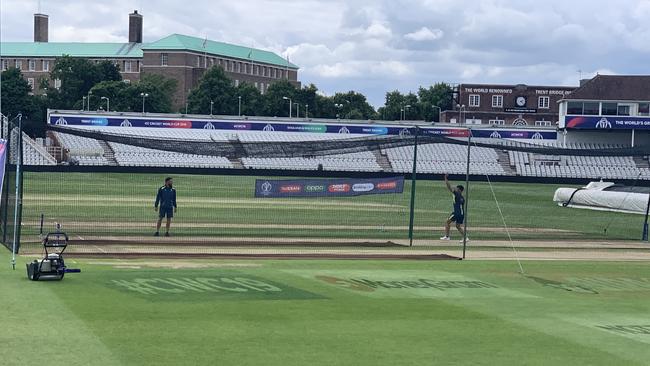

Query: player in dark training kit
[440,174,467,242]
[154,177,177,237]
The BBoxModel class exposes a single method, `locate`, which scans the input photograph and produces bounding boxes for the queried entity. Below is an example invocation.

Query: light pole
[432,105,441,123]
[101,96,110,112]
[334,103,343,119]
[294,103,299,119]
[81,96,86,111]
[140,92,149,114]
[282,96,292,118]
[457,104,466,124]
[210,100,214,116]
[87,91,92,111]
[305,104,309,119]
[238,96,242,117]
[404,104,412,121]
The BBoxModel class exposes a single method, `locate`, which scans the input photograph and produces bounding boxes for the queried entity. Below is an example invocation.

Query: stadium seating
[383,144,507,175]
[48,126,650,180]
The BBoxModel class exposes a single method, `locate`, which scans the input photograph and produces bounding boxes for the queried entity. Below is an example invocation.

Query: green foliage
[378,83,454,122]
[0,67,46,136]
[187,66,237,115]
[46,56,122,110]
[89,74,177,113]
[235,82,263,116]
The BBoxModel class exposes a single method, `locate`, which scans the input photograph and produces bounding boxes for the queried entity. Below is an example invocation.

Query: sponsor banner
[49,114,556,140]
[255,177,404,198]
[472,129,556,140]
[564,115,650,130]
[0,140,6,196]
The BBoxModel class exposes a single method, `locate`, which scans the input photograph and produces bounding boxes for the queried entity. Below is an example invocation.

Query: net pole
[643,192,649,242]
[408,127,419,247]
[462,128,471,259]
[11,115,22,270]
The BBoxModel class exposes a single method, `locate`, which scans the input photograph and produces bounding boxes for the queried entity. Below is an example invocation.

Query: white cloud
[1,0,648,107]
[404,27,443,41]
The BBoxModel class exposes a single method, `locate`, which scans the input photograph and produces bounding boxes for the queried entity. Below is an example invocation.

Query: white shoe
[459,238,469,243]
[440,236,450,241]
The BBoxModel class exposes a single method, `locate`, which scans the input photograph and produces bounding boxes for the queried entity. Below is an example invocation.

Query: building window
[1,60,7,70]
[42,60,49,71]
[567,101,583,115]
[123,79,131,84]
[466,118,482,125]
[469,94,480,107]
[535,120,551,127]
[491,95,503,108]
[601,102,618,115]
[254,65,259,75]
[513,118,528,126]
[234,79,240,87]
[260,83,265,94]
[196,57,201,67]
[617,104,631,116]
[54,78,61,89]
[272,68,277,78]
[236,62,241,73]
[124,61,132,73]
[210,58,214,67]
[27,78,34,89]
[489,119,505,126]
[639,103,650,116]
[28,59,36,71]
[254,81,258,89]
[538,96,550,109]
[161,53,168,66]
[583,102,599,115]
[15,60,22,69]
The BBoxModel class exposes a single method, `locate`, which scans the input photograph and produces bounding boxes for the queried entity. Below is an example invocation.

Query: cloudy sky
[2,0,649,107]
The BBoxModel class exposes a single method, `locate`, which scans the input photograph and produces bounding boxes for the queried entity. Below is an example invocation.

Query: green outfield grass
[19,172,644,243]
[2,250,650,365]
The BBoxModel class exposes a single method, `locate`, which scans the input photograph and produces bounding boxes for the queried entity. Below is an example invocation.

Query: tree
[187,66,237,115]
[262,80,298,117]
[47,56,122,110]
[0,67,45,136]
[331,91,376,120]
[378,90,406,121]
[417,83,454,122]
[235,82,263,116]
[90,74,177,113]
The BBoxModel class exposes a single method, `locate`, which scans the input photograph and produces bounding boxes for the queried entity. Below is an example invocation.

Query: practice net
[5,123,650,259]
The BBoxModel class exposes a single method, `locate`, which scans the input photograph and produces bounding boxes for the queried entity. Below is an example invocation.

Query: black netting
[47,125,650,158]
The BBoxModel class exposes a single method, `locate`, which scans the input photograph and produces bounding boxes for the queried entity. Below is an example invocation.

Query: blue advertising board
[49,114,557,140]
[254,177,404,198]
[564,115,650,130]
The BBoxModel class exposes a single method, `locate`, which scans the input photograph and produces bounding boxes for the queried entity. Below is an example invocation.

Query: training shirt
[155,186,177,209]
[452,191,464,216]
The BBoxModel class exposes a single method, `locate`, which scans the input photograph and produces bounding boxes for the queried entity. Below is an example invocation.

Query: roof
[564,75,650,101]
[142,34,298,69]
[0,42,144,58]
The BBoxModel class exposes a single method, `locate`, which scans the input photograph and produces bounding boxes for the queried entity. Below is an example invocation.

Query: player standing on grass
[154,177,177,237]
[440,174,467,242]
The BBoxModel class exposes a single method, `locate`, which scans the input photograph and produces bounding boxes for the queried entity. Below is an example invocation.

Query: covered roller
[553,181,650,215]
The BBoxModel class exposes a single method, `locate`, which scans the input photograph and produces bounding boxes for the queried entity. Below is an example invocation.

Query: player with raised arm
[440,174,467,242]
[154,177,177,237]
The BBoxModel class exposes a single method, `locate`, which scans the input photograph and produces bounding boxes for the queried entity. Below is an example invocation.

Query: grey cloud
[1,0,648,107]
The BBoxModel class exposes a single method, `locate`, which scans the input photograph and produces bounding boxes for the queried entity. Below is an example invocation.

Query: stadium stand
[11,129,57,166]
[509,144,650,179]
[42,125,650,180]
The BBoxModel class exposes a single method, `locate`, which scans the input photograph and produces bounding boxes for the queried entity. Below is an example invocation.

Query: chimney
[129,10,143,43]
[34,13,48,42]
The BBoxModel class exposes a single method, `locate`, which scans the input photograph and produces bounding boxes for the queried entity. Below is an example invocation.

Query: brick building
[441,83,576,127]
[0,11,300,110]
